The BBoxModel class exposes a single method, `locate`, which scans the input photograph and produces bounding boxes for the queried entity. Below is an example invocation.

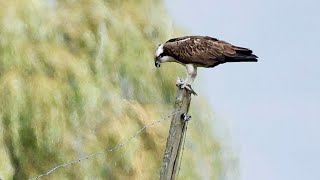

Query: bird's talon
[175,78,197,95]
[181,113,192,122]
[185,84,198,96]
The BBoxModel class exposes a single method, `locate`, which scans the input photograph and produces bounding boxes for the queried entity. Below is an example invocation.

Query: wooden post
[160,88,192,180]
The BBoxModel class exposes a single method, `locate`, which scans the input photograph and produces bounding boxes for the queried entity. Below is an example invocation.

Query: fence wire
[29,111,180,180]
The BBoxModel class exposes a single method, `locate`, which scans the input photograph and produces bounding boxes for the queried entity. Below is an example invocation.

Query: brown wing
[164,36,256,67]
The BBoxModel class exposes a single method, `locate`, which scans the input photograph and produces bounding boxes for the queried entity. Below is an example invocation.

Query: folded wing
[164,36,258,67]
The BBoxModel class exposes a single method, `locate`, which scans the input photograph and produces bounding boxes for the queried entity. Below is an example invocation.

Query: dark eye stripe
[160,50,167,57]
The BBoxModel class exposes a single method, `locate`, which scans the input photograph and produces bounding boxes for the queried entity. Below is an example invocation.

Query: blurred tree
[0,0,233,179]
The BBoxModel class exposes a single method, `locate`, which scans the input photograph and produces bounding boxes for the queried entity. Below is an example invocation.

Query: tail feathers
[226,53,258,62]
[227,46,258,62]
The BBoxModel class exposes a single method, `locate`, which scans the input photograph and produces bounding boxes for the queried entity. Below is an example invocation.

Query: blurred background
[0,0,233,179]
[165,0,320,180]
[1,0,319,180]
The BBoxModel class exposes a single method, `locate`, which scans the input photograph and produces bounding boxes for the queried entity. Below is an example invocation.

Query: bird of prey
[154,35,258,95]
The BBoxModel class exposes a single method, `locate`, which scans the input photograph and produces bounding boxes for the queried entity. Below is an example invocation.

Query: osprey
[154,36,258,95]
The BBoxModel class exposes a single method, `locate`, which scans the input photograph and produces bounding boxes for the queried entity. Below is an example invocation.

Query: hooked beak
[155,57,161,68]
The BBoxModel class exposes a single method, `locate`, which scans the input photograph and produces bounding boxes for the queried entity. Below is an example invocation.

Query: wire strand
[29,111,180,180]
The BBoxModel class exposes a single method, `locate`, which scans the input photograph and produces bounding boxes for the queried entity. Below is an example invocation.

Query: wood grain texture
[160,88,191,180]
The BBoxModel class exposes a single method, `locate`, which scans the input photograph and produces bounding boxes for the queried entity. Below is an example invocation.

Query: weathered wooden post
[160,87,192,180]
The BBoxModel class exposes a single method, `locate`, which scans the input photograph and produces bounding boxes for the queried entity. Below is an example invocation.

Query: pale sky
[165,0,320,180]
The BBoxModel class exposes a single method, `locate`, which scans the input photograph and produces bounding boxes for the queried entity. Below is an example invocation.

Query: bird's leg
[181,64,194,88]
[180,64,197,95]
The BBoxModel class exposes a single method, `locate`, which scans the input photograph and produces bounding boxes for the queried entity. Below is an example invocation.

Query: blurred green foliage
[0,0,232,179]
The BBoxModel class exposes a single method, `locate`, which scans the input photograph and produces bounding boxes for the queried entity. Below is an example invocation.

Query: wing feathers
[164,36,257,67]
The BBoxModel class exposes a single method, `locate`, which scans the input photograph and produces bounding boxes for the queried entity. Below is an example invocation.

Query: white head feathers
[155,44,164,57]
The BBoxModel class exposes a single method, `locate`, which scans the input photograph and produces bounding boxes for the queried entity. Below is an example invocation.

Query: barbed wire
[29,111,180,180]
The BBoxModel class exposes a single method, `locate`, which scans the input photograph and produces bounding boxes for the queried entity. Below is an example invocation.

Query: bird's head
[154,43,176,68]
[154,44,164,68]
